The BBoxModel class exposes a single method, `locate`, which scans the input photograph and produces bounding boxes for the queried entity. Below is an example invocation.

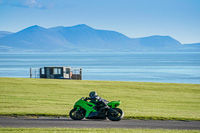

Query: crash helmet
[89,91,97,98]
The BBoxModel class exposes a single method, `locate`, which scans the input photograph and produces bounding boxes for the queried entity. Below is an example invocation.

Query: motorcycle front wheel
[107,108,124,121]
[69,108,85,120]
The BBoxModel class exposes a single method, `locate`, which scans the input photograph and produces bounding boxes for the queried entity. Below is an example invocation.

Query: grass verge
[0,128,199,133]
[0,77,200,121]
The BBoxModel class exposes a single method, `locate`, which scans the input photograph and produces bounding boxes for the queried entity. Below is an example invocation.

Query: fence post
[80,68,82,80]
[30,68,32,78]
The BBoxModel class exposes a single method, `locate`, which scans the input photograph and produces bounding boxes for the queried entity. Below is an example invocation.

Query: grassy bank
[0,77,200,121]
[0,128,199,133]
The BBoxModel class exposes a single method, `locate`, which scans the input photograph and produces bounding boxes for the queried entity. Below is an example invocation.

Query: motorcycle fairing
[74,98,97,117]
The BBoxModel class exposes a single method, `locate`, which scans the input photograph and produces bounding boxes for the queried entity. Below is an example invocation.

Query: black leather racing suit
[87,95,108,111]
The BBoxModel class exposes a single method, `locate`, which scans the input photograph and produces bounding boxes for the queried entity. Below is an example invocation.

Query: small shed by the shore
[30,66,82,80]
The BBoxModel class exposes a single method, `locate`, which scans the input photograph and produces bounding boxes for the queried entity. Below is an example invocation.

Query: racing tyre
[69,108,85,120]
[107,108,124,121]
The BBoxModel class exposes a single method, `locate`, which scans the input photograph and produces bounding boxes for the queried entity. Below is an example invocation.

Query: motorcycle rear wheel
[69,108,85,120]
[107,108,124,121]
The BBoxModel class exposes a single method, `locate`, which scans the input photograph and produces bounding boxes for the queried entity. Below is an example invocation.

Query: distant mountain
[0,24,199,52]
[183,43,200,47]
[0,31,13,38]
[0,25,77,51]
[129,35,183,52]
[181,43,200,51]
[137,35,181,47]
[49,24,136,50]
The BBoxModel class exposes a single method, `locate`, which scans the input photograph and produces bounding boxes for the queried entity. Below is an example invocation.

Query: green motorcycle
[69,97,124,121]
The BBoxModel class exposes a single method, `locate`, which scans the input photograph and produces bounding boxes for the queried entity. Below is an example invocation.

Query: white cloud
[0,0,52,9]
[23,0,42,8]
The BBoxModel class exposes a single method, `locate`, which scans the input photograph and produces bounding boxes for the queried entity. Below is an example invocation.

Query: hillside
[49,24,135,50]
[181,43,200,51]
[0,31,13,38]
[0,25,75,51]
[0,24,199,52]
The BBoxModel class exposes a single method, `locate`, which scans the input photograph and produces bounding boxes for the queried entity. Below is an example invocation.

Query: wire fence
[30,68,40,78]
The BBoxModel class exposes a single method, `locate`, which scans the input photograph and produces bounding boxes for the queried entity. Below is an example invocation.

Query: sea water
[0,52,199,84]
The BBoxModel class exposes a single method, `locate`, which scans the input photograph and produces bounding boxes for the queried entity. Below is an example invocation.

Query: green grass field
[0,128,199,133]
[0,77,200,121]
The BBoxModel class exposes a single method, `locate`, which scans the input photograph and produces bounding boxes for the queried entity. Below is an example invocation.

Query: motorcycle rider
[87,91,108,112]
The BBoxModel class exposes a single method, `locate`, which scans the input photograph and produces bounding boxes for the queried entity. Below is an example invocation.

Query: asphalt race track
[0,117,200,130]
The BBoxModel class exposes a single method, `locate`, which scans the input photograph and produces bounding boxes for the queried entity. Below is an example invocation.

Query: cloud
[0,0,52,9]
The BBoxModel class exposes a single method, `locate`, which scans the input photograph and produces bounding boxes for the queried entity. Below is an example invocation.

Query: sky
[0,0,200,44]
